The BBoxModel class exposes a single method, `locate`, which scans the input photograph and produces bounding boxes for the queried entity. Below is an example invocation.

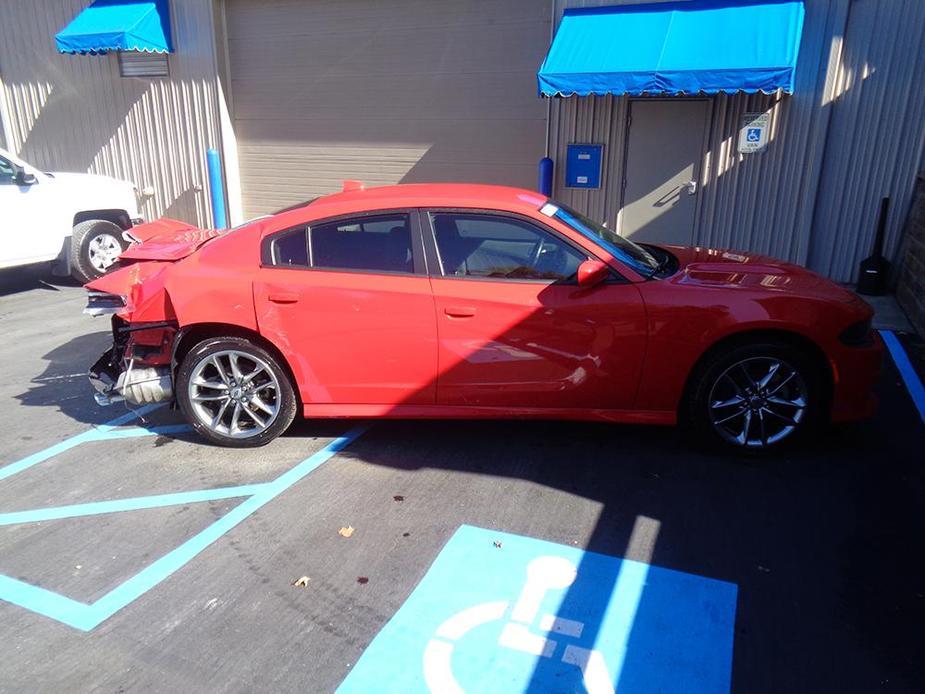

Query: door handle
[444,306,476,318]
[268,292,299,304]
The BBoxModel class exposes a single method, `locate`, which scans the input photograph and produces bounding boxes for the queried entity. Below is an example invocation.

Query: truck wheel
[70,219,127,283]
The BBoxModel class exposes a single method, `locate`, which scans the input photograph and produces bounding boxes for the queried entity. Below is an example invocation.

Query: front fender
[633,285,863,413]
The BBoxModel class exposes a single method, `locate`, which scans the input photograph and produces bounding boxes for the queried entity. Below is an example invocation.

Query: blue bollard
[538,157,554,197]
[206,148,228,229]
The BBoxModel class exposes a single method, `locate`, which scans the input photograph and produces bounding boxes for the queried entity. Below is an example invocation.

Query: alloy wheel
[708,356,808,449]
[187,350,280,439]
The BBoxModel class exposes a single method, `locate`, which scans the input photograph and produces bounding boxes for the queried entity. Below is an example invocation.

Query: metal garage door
[225,0,550,218]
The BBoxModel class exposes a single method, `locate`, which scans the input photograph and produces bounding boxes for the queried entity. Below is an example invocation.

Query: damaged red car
[84,183,881,451]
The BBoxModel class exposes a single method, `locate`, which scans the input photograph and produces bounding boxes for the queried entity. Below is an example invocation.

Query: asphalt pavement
[0,266,923,694]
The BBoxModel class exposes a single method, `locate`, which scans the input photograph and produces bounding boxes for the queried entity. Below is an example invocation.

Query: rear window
[269,213,414,274]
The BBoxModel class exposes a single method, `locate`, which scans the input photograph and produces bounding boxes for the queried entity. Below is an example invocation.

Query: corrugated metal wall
[0,0,223,228]
[550,0,925,281]
[808,0,925,281]
[549,0,853,271]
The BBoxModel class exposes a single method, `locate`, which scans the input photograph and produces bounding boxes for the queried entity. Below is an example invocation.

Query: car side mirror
[13,166,36,186]
[577,259,610,288]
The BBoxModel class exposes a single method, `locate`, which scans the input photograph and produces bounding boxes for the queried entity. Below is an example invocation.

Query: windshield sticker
[540,203,559,217]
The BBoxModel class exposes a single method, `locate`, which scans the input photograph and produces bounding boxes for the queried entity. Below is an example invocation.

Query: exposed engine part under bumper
[89,350,173,406]
[89,316,178,407]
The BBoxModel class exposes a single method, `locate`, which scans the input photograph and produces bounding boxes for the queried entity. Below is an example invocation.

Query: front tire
[176,337,298,448]
[685,341,822,453]
[70,219,127,283]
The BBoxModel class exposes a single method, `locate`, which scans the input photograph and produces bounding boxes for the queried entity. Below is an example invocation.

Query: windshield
[543,201,658,276]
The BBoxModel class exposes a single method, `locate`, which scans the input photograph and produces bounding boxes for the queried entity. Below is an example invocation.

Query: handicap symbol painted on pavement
[425,555,615,693]
[338,525,738,694]
[746,127,762,143]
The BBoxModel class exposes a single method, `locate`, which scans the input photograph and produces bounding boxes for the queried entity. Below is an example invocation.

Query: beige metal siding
[0,0,222,227]
[225,0,551,218]
[808,0,925,282]
[549,0,852,268]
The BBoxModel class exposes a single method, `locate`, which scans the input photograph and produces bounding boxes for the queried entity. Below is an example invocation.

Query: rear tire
[685,341,822,454]
[70,219,127,283]
[176,337,298,448]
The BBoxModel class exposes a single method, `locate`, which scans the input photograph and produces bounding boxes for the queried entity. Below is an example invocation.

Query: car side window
[311,213,412,273]
[272,228,309,266]
[430,212,587,282]
[0,157,16,185]
[269,213,414,274]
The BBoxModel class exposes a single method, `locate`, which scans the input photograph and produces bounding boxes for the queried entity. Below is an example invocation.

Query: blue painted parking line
[0,403,167,482]
[338,525,737,694]
[880,330,925,424]
[0,409,366,631]
[0,483,267,526]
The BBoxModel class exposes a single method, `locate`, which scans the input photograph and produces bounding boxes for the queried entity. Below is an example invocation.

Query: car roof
[286,183,550,221]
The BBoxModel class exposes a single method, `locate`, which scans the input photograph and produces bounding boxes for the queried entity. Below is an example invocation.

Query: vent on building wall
[118,51,169,78]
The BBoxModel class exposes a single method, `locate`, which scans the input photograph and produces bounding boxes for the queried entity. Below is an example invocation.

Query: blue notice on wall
[337,525,737,694]
[566,144,603,188]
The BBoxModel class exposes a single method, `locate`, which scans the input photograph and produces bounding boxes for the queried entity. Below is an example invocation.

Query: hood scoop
[679,259,801,290]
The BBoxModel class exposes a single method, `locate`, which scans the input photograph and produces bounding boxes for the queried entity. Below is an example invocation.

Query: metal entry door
[619,100,710,245]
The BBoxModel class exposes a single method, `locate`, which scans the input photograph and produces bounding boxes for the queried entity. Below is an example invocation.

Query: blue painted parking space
[0,407,365,631]
[338,525,737,694]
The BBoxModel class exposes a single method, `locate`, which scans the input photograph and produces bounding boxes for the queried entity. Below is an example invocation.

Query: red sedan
[84,183,881,452]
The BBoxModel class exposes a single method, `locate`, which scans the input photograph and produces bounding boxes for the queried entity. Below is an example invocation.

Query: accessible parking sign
[338,525,737,693]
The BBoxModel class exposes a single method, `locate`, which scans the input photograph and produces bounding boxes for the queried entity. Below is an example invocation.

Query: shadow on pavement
[0,266,78,298]
[14,331,120,426]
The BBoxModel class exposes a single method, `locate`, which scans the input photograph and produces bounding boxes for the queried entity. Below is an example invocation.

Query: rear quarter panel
[164,228,261,331]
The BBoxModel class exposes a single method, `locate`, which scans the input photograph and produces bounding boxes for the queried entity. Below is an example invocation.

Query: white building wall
[0,0,224,228]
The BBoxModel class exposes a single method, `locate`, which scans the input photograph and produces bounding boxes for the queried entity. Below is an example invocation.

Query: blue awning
[538,0,805,97]
[56,0,173,55]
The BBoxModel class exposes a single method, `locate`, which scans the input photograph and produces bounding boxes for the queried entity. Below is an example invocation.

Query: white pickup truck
[0,146,143,283]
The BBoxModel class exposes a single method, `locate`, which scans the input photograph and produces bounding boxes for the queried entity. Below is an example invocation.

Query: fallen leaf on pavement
[357,576,369,585]
[338,526,355,538]
[393,495,404,502]
[292,576,310,587]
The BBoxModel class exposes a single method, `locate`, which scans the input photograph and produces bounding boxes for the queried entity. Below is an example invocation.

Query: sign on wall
[566,144,604,188]
[738,112,771,154]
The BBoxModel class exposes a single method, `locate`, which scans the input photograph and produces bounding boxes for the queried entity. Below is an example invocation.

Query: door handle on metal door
[268,292,299,304]
[444,306,476,318]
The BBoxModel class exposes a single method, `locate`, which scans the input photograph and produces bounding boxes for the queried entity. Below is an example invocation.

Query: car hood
[120,219,222,262]
[659,245,867,307]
